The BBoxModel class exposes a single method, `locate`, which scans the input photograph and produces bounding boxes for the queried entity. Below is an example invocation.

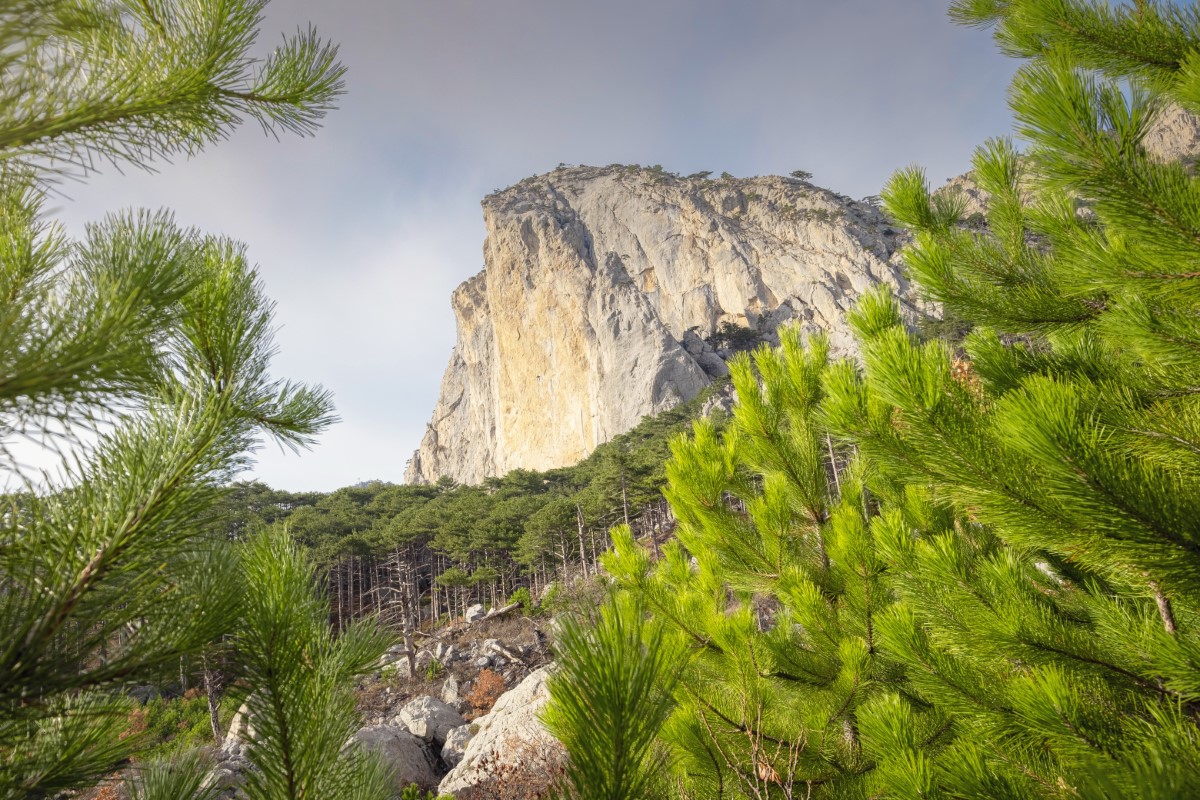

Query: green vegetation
[507,586,534,613]
[424,658,445,682]
[706,321,763,353]
[543,592,682,800]
[916,303,975,348]
[0,2,390,797]
[554,2,1200,797]
[400,785,453,800]
[134,693,240,759]
[214,381,732,633]
[238,529,393,800]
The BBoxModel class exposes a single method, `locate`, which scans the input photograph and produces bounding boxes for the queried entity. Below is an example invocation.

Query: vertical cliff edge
[405,166,923,484]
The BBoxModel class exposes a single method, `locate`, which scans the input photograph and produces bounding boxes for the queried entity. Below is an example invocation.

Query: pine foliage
[557,2,1200,798]
[236,529,393,800]
[597,331,957,798]
[0,1,358,796]
[827,0,1200,794]
[543,591,683,800]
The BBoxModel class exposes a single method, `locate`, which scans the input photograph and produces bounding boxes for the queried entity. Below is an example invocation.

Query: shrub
[465,669,507,716]
[401,785,452,800]
[507,586,533,614]
[455,740,569,800]
[126,693,237,759]
[534,582,562,615]
[705,320,760,352]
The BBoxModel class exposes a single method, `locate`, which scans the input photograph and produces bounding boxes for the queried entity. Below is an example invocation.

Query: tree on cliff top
[0,2,389,797]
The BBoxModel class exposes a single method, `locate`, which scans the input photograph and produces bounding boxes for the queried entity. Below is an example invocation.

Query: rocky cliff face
[406,166,920,485]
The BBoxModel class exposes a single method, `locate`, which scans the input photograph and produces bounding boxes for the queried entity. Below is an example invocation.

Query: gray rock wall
[406,167,918,484]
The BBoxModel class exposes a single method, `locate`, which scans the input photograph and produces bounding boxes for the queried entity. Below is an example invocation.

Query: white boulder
[440,724,473,769]
[352,726,439,792]
[395,695,466,747]
[437,667,558,795]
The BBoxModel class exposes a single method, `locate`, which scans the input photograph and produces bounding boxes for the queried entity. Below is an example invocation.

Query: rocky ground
[211,602,564,798]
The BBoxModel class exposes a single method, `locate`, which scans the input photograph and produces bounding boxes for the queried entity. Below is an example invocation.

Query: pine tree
[543,591,683,800]
[557,3,1200,798]
[593,331,957,799]
[818,1,1200,795]
[235,529,394,800]
[0,2,384,796]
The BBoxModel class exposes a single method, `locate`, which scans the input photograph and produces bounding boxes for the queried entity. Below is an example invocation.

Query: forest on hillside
[210,381,732,631]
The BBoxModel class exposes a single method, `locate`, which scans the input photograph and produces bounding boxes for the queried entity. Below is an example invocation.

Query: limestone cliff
[406,166,919,485]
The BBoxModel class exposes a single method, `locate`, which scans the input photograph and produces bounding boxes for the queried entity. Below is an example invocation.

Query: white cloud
[52,0,1019,489]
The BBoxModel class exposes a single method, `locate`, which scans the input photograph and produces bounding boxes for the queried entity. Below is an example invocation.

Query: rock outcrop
[1142,103,1200,165]
[353,725,441,792]
[395,696,465,747]
[407,166,919,484]
[437,666,559,796]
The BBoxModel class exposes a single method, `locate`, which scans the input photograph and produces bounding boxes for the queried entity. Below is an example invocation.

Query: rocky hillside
[406,166,922,485]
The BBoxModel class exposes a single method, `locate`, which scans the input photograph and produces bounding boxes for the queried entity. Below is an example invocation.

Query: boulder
[204,760,245,795]
[220,701,253,757]
[395,695,466,746]
[481,638,522,663]
[465,604,486,623]
[352,726,439,792]
[438,667,557,796]
[441,674,461,705]
[440,724,473,769]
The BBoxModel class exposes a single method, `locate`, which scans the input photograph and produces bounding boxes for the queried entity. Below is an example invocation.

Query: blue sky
[57,0,1019,490]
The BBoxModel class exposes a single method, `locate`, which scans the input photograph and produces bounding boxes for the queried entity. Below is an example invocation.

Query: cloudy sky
[57,0,1019,491]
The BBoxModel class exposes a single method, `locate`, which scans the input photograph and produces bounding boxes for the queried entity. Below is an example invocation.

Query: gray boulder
[440,724,473,769]
[352,726,439,792]
[441,674,461,705]
[220,701,254,758]
[465,603,486,623]
[438,667,557,795]
[395,695,466,747]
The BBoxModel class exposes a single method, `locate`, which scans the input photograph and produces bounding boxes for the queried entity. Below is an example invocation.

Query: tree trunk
[203,655,223,744]
[576,504,589,580]
[622,472,630,527]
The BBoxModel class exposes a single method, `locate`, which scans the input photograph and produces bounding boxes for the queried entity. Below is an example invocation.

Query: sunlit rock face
[405,165,921,485]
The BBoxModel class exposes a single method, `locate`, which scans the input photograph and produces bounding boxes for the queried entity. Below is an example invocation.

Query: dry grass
[456,740,569,800]
[356,671,444,719]
[450,614,540,651]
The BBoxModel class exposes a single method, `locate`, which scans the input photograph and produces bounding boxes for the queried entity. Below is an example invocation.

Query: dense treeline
[214,381,731,632]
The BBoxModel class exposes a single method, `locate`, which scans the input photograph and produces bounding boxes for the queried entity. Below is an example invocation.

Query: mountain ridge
[405,165,923,485]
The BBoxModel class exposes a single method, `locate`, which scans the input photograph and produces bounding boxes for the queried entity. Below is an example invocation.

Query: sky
[55,0,1020,491]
